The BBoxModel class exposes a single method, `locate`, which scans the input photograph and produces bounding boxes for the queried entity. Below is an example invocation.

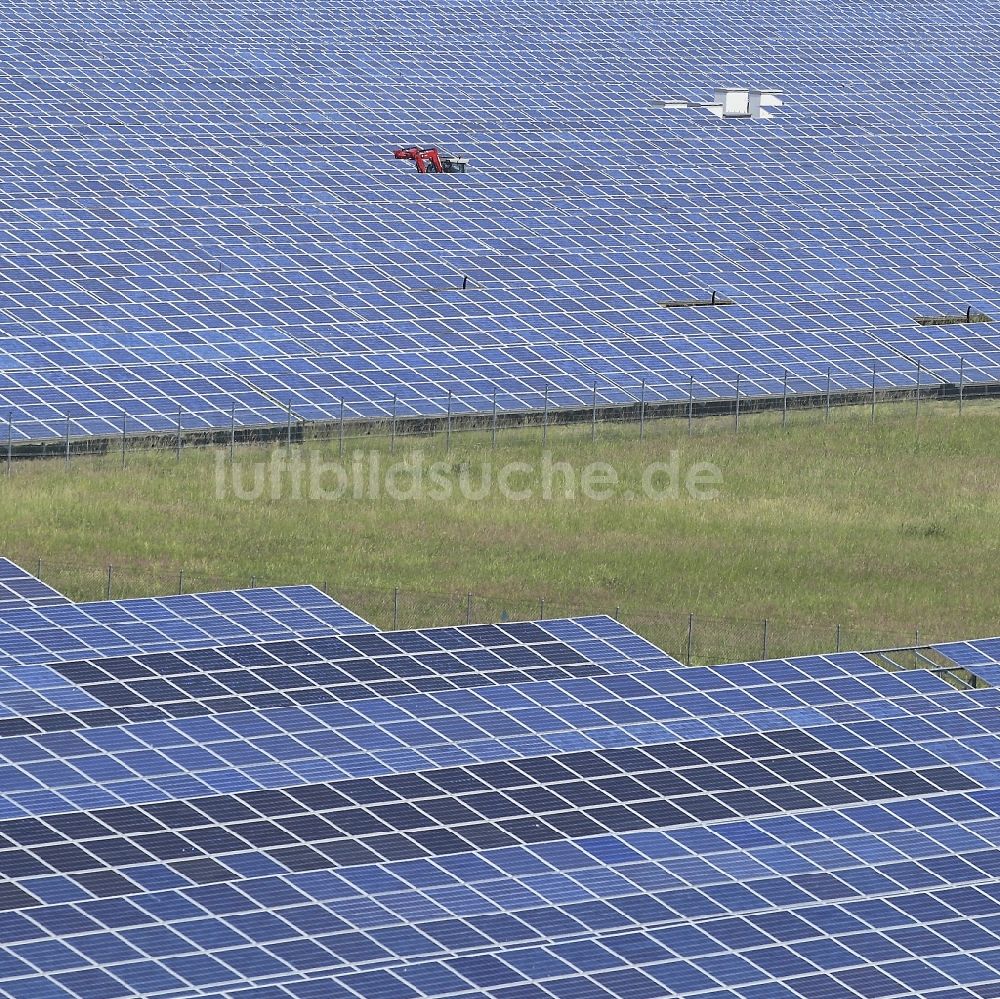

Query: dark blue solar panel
[2,0,1000,992]
[0,558,999,996]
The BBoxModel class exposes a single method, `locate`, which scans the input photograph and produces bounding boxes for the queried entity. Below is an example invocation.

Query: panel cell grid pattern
[0,638,946,819]
[934,636,1000,688]
[0,586,375,678]
[0,545,1000,999]
[0,3,997,441]
[0,560,68,609]
[0,661,999,999]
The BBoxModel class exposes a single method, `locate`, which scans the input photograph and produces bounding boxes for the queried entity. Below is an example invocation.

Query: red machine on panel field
[392,146,469,173]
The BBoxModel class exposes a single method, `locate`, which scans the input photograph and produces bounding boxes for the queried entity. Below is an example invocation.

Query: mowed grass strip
[0,398,997,659]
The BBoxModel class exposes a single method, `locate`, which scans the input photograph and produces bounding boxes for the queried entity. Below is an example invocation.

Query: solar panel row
[0,556,999,997]
[0,2,997,442]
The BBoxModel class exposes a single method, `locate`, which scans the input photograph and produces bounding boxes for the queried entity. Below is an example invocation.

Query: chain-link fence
[22,555,947,666]
[4,368,999,466]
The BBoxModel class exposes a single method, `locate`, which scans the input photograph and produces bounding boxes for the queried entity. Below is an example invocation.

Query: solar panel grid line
[0,56,992,434]
[0,672,988,900]
[0,788,992,992]
[8,877,1000,999]
[0,759,984,900]
[180,864,1000,988]
[4,649,896,730]
[0,792,992,924]
[0,736,966,825]
[0,584,375,668]
[6,0,1000,993]
[186,908,1000,999]
[0,659,979,805]
[934,637,1000,669]
[0,649,971,817]
[0,559,69,609]
[1,788,1000,999]
[0,704,980,999]
[0,634,672,723]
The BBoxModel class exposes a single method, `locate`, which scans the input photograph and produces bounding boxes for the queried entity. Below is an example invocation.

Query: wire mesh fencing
[3,368,997,468]
[26,556,948,666]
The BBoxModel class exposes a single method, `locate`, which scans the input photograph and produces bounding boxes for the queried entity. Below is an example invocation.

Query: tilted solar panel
[0,559,68,608]
[0,2,996,442]
[0,584,375,671]
[0,554,998,996]
[0,646,996,998]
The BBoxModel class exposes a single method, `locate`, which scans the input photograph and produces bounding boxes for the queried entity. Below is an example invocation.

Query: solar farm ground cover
[2,398,997,657]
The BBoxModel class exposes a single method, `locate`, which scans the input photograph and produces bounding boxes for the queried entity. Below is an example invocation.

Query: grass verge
[1,398,996,663]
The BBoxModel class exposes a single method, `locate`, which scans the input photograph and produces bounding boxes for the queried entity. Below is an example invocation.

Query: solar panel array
[0,560,68,610]
[0,556,999,997]
[1,1,999,441]
[0,586,375,671]
[934,639,1000,688]
[0,574,377,723]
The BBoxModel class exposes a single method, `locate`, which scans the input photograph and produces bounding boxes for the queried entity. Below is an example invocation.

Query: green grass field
[1,397,997,663]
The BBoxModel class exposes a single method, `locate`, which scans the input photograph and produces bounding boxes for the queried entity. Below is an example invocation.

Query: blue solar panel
[0,584,374,672]
[0,3,994,442]
[0,560,67,609]
[4,0,1000,992]
[0,644,997,997]
[934,638,1000,688]
[0,555,999,997]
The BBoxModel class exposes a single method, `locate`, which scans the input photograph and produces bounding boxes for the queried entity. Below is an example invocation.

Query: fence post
[639,379,646,441]
[734,374,741,433]
[539,597,545,619]
[542,385,549,445]
[825,367,831,423]
[762,618,768,659]
[393,587,399,630]
[870,365,877,424]
[339,398,345,459]
[613,605,620,621]
[105,565,113,601]
[65,414,70,463]
[178,570,184,595]
[687,375,693,436]
[121,412,127,469]
[915,360,921,419]
[286,400,293,457]
[958,356,964,415]
[6,410,11,476]
[250,575,256,588]
[491,388,498,449]
[836,623,841,652]
[686,613,694,666]
[230,402,235,461]
[176,405,182,461]
[591,381,598,442]
[446,390,452,452]
[36,558,41,580]
[466,592,473,625]
[391,393,397,454]
[781,370,788,428]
